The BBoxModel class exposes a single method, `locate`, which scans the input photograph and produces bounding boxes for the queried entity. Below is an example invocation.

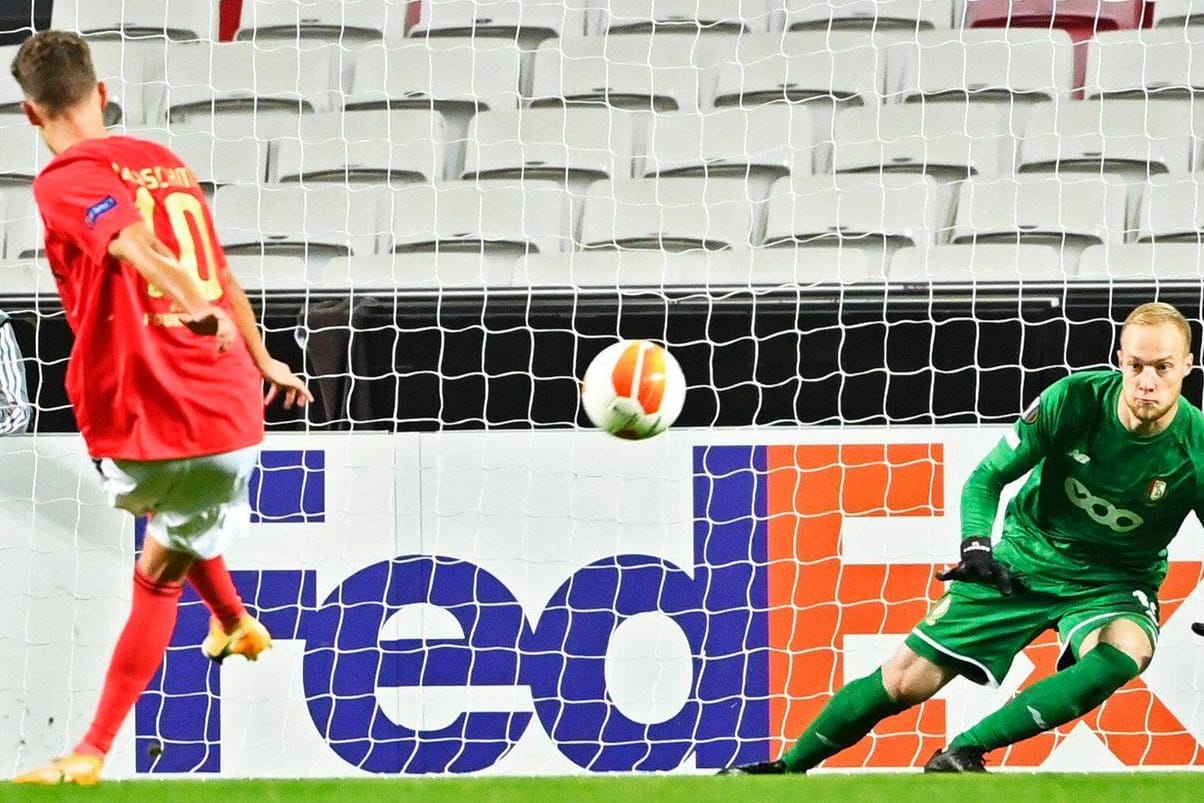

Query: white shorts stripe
[909,627,1002,688]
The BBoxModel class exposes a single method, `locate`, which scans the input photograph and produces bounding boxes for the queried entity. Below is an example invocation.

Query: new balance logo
[1067,449,1091,464]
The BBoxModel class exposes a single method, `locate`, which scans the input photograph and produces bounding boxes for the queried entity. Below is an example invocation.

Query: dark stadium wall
[0,0,50,46]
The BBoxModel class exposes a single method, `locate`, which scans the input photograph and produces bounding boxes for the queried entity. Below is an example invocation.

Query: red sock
[187,556,246,632]
[76,567,182,757]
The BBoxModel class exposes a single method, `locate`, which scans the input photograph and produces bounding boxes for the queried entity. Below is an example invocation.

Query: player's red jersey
[32,135,264,461]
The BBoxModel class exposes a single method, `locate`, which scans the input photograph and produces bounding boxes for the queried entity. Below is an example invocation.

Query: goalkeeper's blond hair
[1122,303,1192,354]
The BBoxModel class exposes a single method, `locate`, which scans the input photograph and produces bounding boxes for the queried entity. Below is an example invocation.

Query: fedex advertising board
[0,429,1201,778]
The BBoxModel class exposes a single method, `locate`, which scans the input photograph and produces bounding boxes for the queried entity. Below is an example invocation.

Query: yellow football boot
[12,753,103,785]
[201,613,272,664]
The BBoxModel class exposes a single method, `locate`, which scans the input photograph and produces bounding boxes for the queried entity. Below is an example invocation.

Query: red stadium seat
[964,1,1150,95]
[964,0,1147,31]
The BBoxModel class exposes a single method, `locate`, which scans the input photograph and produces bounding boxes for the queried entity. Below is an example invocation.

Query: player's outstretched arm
[108,221,235,351]
[222,272,314,410]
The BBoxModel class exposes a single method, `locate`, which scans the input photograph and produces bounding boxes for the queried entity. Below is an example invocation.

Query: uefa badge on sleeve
[1020,395,1040,425]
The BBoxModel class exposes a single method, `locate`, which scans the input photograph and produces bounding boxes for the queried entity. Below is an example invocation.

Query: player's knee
[1095,628,1153,674]
[1098,635,1151,674]
[881,650,949,705]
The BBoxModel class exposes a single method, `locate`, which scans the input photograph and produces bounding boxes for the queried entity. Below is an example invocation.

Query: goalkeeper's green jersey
[961,370,1204,591]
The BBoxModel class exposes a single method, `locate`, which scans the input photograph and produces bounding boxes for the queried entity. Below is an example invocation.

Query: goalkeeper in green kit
[722,302,1204,775]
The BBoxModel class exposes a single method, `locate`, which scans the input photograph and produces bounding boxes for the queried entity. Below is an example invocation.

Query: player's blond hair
[9,30,97,117]
[1121,302,1193,354]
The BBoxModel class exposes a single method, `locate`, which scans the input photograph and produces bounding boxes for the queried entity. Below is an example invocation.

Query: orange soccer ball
[581,340,686,440]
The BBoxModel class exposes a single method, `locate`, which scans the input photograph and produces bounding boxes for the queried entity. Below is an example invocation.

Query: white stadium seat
[529,34,733,113]
[0,259,56,296]
[224,255,309,291]
[1134,175,1204,242]
[0,126,55,184]
[0,47,24,125]
[274,109,447,185]
[51,0,216,41]
[1152,0,1204,27]
[236,0,408,44]
[1077,243,1204,280]
[763,174,955,276]
[888,244,1066,283]
[0,188,42,260]
[712,32,889,109]
[147,129,271,191]
[462,107,643,185]
[345,38,523,113]
[950,175,1129,273]
[345,37,522,149]
[778,0,955,32]
[386,181,572,256]
[895,28,1076,106]
[212,184,384,257]
[579,176,761,251]
[1017,99,1195,180]
[1086,28,1204,99]
[157,42,340,125]
[641,106,813,196]
[599,1,774,35]
[831,102,1015,180]
[410,0,590,43]
[320,254,514,290]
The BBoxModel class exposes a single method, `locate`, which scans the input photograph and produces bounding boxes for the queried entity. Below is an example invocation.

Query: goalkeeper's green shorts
[903,578,1159,687]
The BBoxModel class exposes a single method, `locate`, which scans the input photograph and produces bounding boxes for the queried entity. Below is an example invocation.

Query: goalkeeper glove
[936,536,1024,596]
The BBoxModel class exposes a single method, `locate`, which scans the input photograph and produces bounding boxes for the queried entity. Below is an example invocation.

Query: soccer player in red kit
[9,31,314,785]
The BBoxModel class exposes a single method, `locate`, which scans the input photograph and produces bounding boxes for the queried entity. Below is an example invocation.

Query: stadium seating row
[3,241,1200,294]
[2,98,1201,191]
[6,174,1204,264]
[51,1,1204,46]
[43,1,1081,45]
[19,28,1204,128]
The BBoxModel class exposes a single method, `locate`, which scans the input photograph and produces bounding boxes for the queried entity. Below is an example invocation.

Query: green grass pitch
[1,774,1202,803]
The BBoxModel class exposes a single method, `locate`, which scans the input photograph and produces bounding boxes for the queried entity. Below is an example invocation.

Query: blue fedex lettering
[139,446,771,774]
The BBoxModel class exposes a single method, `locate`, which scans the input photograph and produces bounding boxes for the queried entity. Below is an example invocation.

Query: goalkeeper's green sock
[780,668,907,772]
[949,642,1140,753]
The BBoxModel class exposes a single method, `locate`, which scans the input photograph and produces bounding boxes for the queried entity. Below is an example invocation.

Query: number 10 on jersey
[133,186,223,302]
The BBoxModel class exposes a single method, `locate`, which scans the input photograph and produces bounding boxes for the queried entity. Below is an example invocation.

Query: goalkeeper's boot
[923,746,988,773]
[12,754,103,785]
[717,759,789,776]
[202,613,272,664]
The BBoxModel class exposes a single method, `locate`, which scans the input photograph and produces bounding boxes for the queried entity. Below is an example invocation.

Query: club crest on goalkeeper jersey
[32,136,263,461]
[982,370,1204,591]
